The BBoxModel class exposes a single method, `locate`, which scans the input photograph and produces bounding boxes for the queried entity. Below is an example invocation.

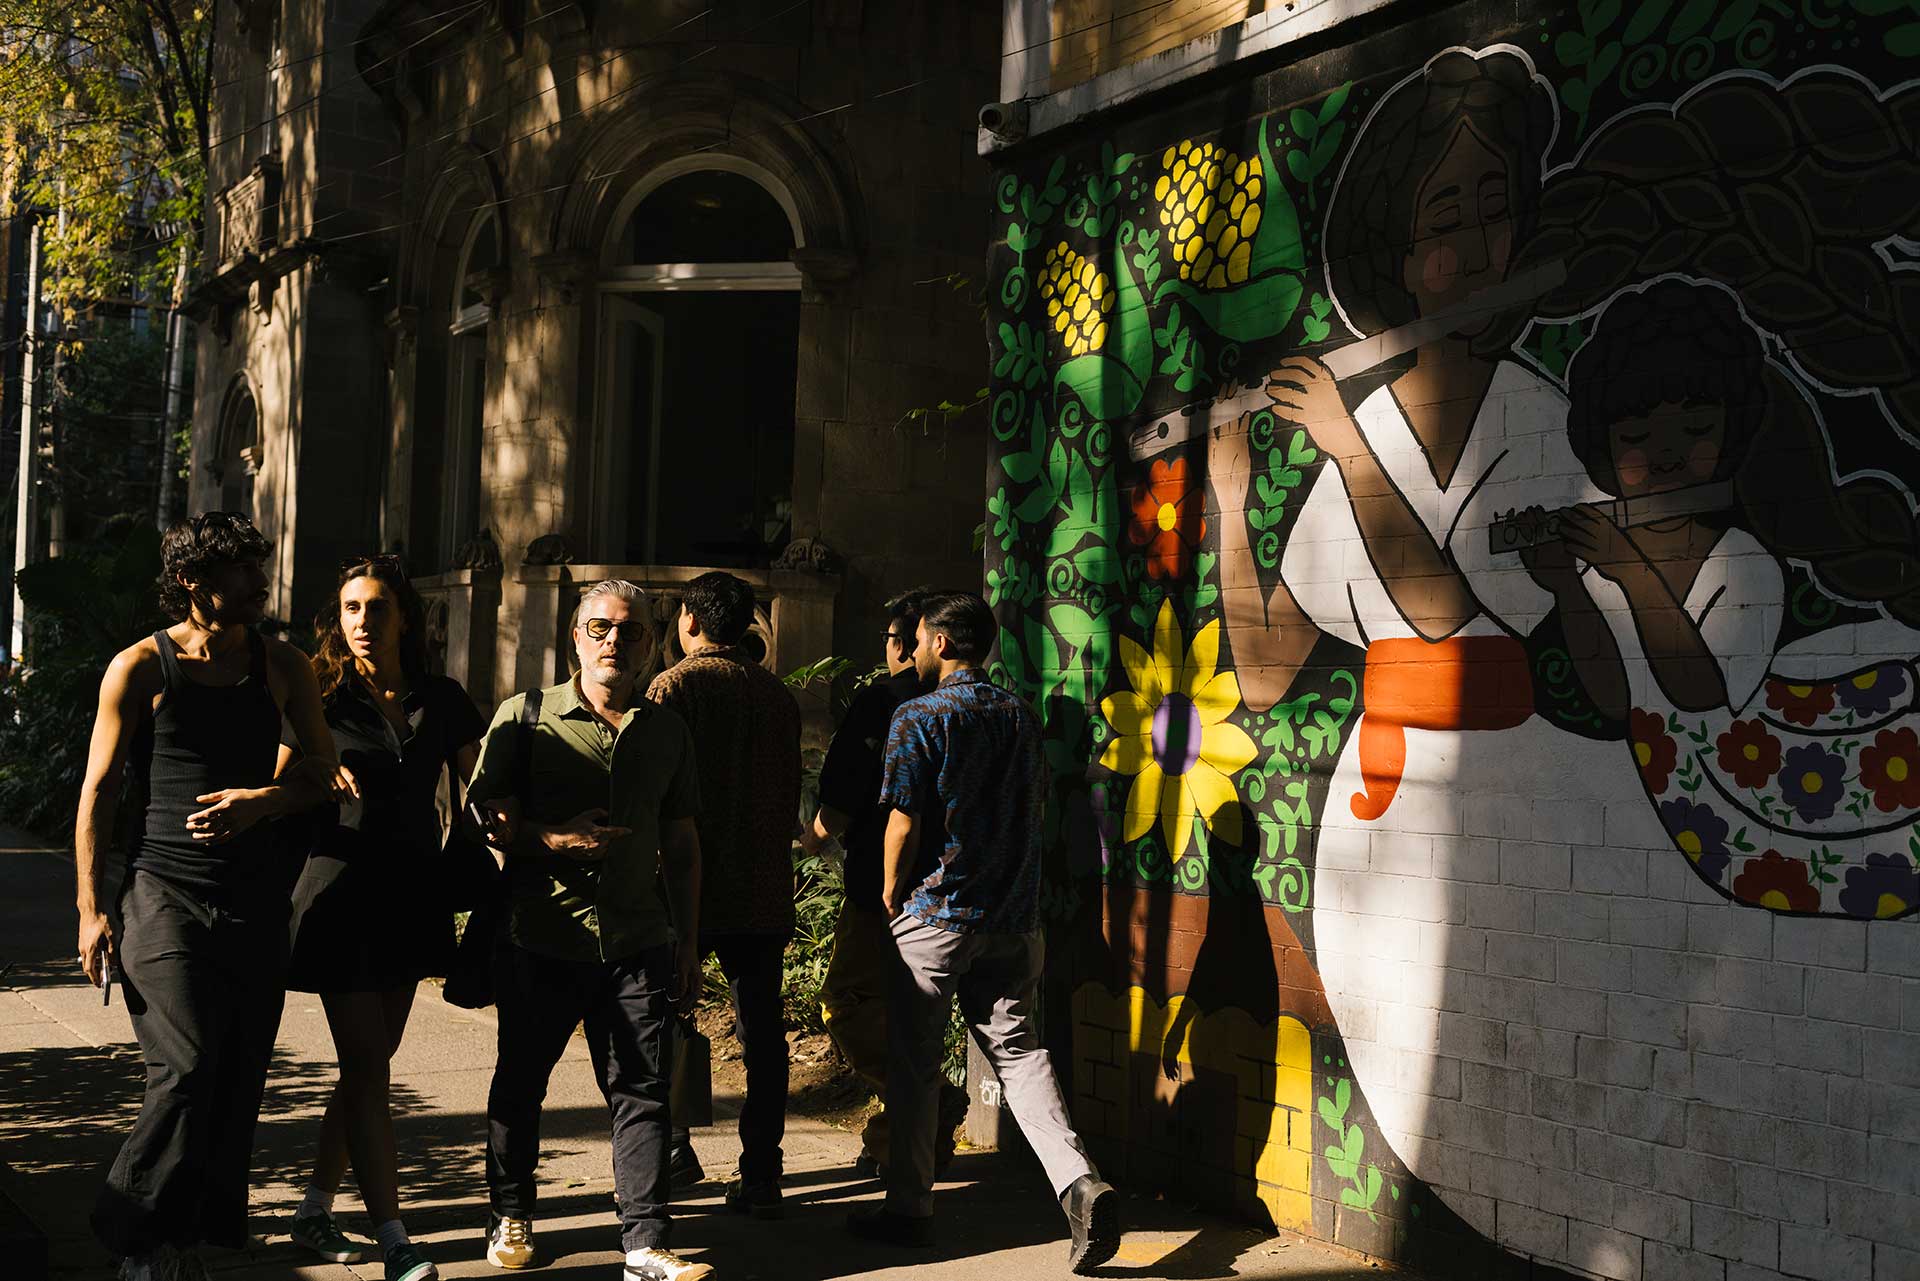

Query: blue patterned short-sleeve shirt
[879,667,1045,935]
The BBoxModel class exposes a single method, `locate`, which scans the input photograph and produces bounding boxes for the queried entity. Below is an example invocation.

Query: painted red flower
[1629,708,1678,793]
[1715,719,1782,790]
[1860,726,1920,813]
[1764,678,1837,727]
[1732,851,1822,913]
[1129,457,1208,581]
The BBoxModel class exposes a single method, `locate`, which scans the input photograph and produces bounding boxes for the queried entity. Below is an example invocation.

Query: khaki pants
[822,899,893,1158]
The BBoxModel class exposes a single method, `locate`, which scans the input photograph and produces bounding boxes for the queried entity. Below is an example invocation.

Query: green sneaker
[290,1211,367,1264]
[385,1240,438,1281]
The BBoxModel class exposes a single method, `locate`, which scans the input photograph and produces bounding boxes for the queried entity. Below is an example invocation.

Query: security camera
[977,101,1029,143]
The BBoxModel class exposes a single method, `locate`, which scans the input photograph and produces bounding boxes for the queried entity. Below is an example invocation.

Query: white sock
[374,1219,410,1253]
[297,1186,335,1220]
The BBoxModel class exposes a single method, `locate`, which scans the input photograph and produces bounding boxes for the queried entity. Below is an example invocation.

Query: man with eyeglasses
[77,512,341,1281]
[797,589,962,1179]
[466,579,711,1281]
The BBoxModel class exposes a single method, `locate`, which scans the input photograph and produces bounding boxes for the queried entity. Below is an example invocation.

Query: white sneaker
[623,1246,714,1281]
[485,1215,536,1269]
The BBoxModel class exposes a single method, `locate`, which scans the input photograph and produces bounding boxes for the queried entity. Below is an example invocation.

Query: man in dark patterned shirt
[646,572,800,1218]
[846,592,1121,1274]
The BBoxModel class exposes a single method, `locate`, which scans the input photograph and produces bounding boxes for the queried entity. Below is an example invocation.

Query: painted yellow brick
[1257,1179,1315,1234]
[1256,1140,1313,1194]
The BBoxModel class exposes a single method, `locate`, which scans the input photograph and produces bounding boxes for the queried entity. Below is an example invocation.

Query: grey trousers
[884,913,1096,1217]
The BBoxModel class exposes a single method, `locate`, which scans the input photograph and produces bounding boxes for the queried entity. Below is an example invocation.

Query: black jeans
[92,870,290,1258]
[486,940,675,1252]
[672,931,789,1185]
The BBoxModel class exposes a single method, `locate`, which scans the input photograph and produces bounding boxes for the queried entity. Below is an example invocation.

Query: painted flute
[1485,482,1737,553]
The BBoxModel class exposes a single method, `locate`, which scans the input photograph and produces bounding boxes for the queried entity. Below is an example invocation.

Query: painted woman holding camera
[282,556,487,1281]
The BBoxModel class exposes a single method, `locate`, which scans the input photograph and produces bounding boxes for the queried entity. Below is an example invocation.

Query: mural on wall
[989,2,1920,1273]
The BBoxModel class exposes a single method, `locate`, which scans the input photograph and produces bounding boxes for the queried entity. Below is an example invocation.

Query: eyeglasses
[581,618,649,643]
[884,630,913,647]
[339,552,407,574]
[190,510,253,543]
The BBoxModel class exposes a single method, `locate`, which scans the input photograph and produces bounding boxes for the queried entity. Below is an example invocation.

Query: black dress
[286,674,488,994]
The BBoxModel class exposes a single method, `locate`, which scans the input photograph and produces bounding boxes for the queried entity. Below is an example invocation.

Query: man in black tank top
[74,513,341,1281]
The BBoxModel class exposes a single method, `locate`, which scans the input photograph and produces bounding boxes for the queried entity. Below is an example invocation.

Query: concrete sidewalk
[0,830,1411,1280]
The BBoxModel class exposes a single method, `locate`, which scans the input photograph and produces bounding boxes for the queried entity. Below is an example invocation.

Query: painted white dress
[1584,531,1920,918]
[1282,363,1910,1267]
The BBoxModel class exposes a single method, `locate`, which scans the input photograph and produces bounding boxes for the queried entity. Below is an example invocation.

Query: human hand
[880,879,906,917]
[1265,356,1360,458]
[186,787,277,843]
[467,795,519,847]
[1518,509,1580,590]
[77,909,114,988]
[1558,504,1646,584]
[671,938,704,1014]
[324,762,360,803]
[539,808,632,861]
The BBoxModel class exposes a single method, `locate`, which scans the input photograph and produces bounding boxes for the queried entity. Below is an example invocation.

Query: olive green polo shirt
[467,676,701,963]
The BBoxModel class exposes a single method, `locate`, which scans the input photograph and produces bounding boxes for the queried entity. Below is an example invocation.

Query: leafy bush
[0,520,168,836]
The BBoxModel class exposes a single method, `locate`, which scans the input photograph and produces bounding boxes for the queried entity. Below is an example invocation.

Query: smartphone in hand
[465,798,503,842]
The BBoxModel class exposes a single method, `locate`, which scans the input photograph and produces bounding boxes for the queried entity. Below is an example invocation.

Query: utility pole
[10,218,42,661]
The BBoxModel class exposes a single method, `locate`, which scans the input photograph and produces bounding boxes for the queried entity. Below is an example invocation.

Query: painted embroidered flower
[1838,851,1920,920]
[1714,718,1782,791]
[1153,139,1262,289]
[1628,708,1678,793]
[1731,850,1821,913]
[1098,600,1258,860]
[1764,678,1837,727]
[1658,802,1735,883]
[1658,796,1731,881]
[1860,727,1920,813]
[1835,663,1907,717]
[1777,743,1847,823]
[1039,241,1113,357]
[1128,457,1208,581]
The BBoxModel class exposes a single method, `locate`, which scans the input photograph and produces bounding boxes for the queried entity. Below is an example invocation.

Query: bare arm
[881,808,920,916]
[74,645,158,985]
[1266,357,1479,640]
[1524,535,1630,721]
[1206,412,1320,713]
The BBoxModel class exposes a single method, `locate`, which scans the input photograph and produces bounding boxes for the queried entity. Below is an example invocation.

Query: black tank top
[130,628,289,903]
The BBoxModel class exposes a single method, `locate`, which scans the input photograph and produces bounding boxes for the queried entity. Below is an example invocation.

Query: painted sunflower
[1097,601,1257,859]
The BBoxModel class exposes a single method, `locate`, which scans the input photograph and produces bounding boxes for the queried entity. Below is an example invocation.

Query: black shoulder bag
[443,689,542,1009]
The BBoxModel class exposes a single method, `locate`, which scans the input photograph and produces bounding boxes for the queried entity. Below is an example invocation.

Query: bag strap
[513,687,542,805]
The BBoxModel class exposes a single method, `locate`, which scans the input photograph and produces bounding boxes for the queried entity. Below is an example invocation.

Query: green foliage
[0,519,168,835]
[1318,1071,1387,1218]
[0,0,215,317]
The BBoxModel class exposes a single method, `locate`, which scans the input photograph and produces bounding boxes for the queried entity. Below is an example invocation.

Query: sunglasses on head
[339,552,407,575]
[582,617,649,643]
[190,510,254,543]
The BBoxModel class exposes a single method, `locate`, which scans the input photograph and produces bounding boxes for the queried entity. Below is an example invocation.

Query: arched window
[443,211,497,564]
[212,380,259,518]
[596,164,802,566]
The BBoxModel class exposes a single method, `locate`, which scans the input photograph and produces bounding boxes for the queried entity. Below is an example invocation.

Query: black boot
[1061,1174,1119,1274]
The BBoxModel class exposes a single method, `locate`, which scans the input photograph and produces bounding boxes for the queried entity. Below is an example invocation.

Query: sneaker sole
[392,1261,439,1281]
[624,1266,713,1281]
[486,1252,537,1270]
[1067,1188,1120,1275]
[293,1238,366,1265]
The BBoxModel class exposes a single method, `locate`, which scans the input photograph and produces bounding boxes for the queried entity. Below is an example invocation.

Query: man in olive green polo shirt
[467,580,712,1281]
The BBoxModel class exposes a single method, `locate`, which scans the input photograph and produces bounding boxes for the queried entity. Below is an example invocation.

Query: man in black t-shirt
[799,589,958,1175]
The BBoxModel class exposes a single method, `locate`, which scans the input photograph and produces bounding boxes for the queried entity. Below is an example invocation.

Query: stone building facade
[188,0,999,720]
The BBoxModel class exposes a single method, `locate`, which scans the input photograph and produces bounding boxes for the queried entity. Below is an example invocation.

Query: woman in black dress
[282,557,486,1281]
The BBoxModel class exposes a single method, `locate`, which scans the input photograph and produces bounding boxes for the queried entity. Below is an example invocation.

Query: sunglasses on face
[581,618,649,643]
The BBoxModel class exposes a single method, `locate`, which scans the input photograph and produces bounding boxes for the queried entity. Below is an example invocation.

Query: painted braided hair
[1324,46,1557,356]
[1568,280,1920,625]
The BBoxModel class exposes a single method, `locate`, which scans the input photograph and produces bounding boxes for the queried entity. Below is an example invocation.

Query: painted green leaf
[1667,0,1716,42]
[1316,1095,1344,1129]
[1621,0,1672,43]
[1711,0,1760,41]
[1289,108,1317,138]
[1890,21,1920,57]
[1317,82,1351,127]
[1158,272,1305,345]
[996,626,1029,693]
[1555,31,1594,65]
[1073,547,1121,586]
[1588,41,1621,84]
[1578,0,1621,29]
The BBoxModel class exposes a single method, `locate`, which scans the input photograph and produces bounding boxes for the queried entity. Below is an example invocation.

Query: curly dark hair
[1569,280,1920,624]
[1324,47,1556,356]
[158,511,272,621]
[680,571,757,646]
[311,557,430,700]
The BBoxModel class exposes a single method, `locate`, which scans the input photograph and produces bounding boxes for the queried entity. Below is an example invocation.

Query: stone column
[383,305,419,553]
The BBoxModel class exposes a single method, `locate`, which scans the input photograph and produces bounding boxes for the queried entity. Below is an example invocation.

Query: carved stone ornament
[523,533,576,566]
[454,528,503,573]
[771,537,843,574]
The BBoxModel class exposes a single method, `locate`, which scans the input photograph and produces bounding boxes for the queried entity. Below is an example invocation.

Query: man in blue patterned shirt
[845,592,1121,1274]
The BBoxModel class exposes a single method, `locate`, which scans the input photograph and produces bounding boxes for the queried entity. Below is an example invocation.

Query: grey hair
[568,579,656,678]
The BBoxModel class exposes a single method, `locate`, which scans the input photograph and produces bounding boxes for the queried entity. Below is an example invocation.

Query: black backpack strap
[513,687,542,805]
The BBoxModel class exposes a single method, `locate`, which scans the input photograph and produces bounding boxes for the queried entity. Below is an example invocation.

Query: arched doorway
[211,379,260,518]
[595,164,801,567]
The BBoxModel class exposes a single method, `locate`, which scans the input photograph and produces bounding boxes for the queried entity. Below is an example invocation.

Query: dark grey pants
[671,931,790,1185]
[486,941,676,1252]
[92,870,289,1258]
[884,914,1096,1218]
